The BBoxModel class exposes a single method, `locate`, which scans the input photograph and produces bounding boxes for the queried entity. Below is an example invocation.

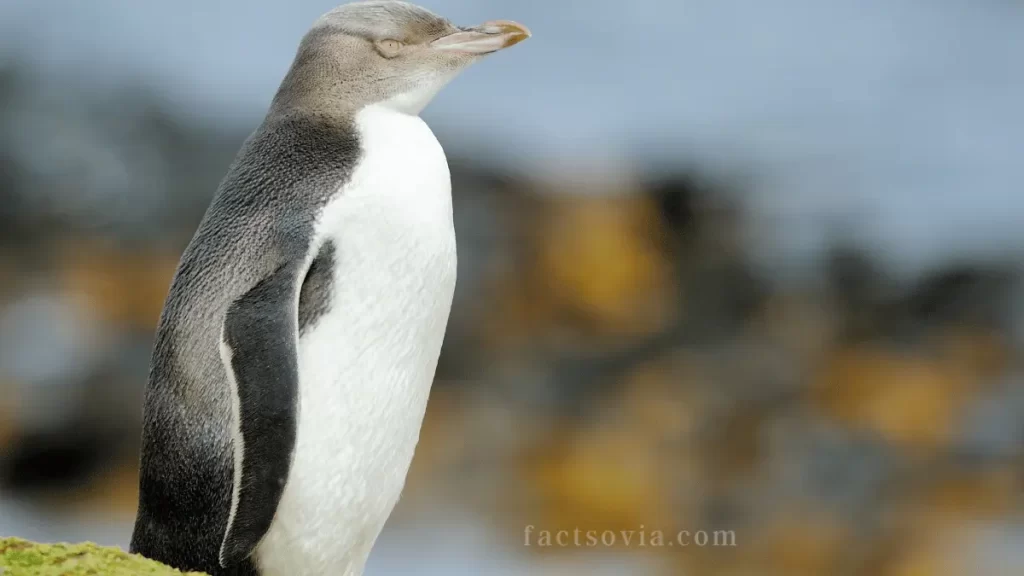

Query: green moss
[0,538,207,576]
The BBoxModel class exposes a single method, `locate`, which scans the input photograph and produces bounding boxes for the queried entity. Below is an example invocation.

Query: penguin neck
[269,58,457,120]
[269,58,363,121]
[270,81,448,122]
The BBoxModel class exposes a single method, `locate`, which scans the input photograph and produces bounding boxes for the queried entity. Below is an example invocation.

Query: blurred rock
[814,346,980,449]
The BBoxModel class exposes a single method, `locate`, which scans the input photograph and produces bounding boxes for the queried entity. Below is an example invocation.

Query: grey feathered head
[273,1,530,116]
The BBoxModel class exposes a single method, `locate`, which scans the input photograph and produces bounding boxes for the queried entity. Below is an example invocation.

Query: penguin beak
[430,20,531,54]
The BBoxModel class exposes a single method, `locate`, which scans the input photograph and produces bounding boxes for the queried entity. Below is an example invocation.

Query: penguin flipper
[218,261,303,568]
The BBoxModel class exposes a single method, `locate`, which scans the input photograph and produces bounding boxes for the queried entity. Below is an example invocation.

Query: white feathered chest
[255,104,457,576]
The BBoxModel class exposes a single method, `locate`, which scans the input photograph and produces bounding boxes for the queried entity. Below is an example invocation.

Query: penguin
[129,3,530,575]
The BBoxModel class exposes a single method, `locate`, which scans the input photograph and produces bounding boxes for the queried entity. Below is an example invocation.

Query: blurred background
[1,0,1023,574]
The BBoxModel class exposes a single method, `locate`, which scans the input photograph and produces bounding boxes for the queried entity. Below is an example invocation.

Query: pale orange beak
[430,20,531,54]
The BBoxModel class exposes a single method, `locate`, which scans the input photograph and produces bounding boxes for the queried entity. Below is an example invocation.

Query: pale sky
[2,0,1023,271]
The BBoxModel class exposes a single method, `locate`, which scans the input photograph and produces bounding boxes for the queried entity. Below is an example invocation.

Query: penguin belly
[254,105,457,576]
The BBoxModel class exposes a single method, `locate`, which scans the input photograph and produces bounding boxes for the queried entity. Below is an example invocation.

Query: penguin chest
[255,106,456,576]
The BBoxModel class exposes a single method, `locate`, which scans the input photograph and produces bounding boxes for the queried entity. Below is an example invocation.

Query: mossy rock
[0,538,207,575]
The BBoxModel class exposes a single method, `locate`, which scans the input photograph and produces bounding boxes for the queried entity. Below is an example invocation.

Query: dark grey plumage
[298,240,337,335]
[130,112,360,575]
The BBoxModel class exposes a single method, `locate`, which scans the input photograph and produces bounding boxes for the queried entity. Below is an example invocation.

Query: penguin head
[273,1,530,116]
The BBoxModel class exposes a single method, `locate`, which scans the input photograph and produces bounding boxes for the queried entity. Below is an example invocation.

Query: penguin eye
[375,39,404,58]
